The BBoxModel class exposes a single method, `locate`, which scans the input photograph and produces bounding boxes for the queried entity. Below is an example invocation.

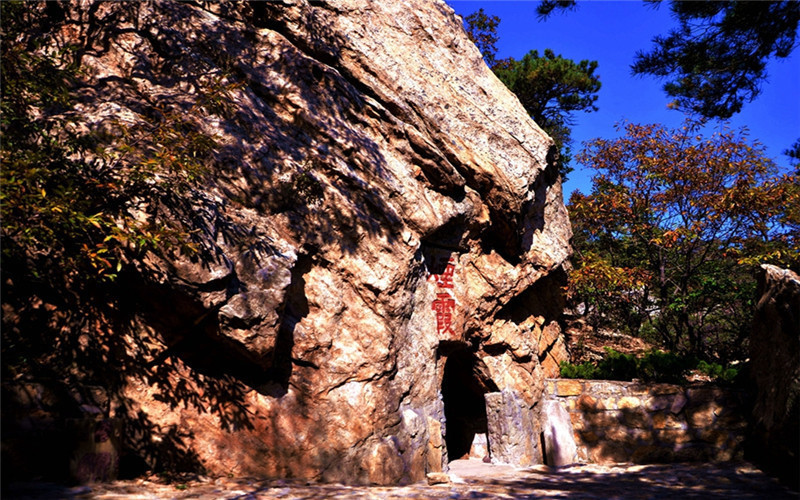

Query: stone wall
[543,379,748,465]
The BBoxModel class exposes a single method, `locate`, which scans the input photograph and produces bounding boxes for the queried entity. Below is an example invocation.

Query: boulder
[749,265,800,490]
[485,390,543,466]
[2,0,571,484]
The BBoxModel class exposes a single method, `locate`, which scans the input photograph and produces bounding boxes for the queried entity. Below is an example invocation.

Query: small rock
[526,464,553,473]
[670,394,688,414]
[426,472,451,485]
[556,380,583,396]
[619,396,641,409]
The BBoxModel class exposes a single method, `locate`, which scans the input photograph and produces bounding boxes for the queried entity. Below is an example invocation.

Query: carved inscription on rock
[430,257,458,339]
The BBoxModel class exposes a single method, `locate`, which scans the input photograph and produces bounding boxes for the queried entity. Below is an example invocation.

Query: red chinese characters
[432,292,456,336]
[430,257,457,337]
[430,258,455,289]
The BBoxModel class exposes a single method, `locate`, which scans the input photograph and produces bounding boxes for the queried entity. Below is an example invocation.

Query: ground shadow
[4,461,797,499]
[476,462,798,499]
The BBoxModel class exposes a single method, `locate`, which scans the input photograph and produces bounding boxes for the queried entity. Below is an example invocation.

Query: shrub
[637,350,694,383]
[596,347,639,381]
[559,360,599,380]
[559,348,731,384]
[697,360,739,383]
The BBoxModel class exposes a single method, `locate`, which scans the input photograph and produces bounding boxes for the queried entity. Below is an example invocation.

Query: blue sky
[446,1,800,198]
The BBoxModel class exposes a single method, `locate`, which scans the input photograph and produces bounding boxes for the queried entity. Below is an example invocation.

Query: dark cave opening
[441,348,498,461]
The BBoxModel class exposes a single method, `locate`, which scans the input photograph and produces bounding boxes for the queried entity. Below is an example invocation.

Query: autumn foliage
[568,121,799,360]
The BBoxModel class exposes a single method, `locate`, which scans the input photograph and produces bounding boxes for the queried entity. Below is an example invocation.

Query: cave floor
[4,459,797,499]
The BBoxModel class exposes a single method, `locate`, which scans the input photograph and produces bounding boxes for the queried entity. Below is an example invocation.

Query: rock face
[749,265,800,489]
[541,400,577,467]
[2,0,571,484]
[485,390,543,466]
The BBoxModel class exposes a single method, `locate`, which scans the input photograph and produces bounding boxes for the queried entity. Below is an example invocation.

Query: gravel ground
[4,459,798,499]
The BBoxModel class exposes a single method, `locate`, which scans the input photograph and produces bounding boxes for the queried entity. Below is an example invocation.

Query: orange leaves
[567,252,652,303]
[567,119,799,350]
[81,243,114,275]
[571,119,788,250]
[651,229,678,248]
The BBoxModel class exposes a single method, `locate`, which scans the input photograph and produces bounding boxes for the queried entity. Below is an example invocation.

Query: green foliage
[596,347,640,381]
[559,360,600,380]
[636,349,694,383]
[559,348,734,383]
[536,0,577,19]
[493,49,600,123]
[464,8,500,68]
[633,1,800,119]
[785,139,800,174]
[697,360,739,383]
[560,348,652,381]
[493,49,600,176]
[537,0,800,120]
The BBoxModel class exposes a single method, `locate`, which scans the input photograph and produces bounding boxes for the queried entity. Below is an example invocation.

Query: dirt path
[5,459,797,499]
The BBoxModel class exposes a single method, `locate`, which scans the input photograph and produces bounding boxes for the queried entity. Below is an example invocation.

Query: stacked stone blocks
[544,379,748,464]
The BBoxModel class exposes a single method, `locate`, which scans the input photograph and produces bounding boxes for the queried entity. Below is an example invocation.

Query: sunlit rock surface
[8,0,571,484]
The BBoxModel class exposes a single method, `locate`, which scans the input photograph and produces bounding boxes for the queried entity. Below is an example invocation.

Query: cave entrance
[441,347,498,461]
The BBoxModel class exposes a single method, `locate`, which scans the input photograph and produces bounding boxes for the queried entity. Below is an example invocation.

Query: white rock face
[36,0,572,484]
[542,400,578,467]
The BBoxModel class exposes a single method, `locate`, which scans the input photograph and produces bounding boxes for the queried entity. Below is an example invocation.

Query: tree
[1,1,229,392]
[463,10,601,179]
[464,8,501,68]
[0,2,240,290]
[538,0,800,120]
[1,3,213,286]
[493,49,600,176]
[785,139,800,174]
[536,0,577,20]
[568,121,798,360]
[633,1,800,119]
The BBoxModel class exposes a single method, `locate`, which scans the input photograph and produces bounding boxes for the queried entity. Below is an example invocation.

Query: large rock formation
[1,0,571,484]
[749,265,800,490]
